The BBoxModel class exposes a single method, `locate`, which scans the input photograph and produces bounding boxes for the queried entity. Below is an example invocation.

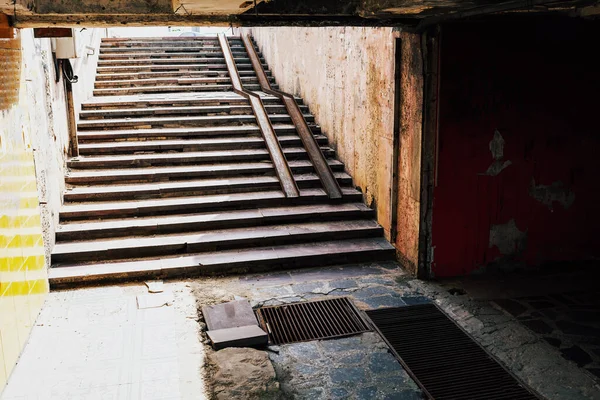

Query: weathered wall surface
[1,25,103,390]
[245,27,399,240]
[1,27,51,392]
[431,18,600,277]
[395,32,423,274]
[1,28,69,263]
[72,28,106,119]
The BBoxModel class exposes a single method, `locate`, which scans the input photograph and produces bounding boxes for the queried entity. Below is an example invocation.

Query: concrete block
[207,325,268,350]
[202,299,258,331]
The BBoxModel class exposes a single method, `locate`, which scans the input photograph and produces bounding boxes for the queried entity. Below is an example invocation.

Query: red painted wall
[431,18,600,277]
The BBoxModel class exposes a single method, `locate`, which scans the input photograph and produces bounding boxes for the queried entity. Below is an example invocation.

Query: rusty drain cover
[367,304,542,400]
[256,297,371,345]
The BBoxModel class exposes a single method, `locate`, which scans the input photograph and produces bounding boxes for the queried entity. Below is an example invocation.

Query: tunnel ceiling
[1,0,599,27]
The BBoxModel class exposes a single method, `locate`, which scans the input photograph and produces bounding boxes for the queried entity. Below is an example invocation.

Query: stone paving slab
[493,289,600,382]
[5,261,600,400]
[268,333,422,400]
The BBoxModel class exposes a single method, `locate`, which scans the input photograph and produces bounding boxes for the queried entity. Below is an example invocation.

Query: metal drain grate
[256,297,370,345]
[367,304,542,400]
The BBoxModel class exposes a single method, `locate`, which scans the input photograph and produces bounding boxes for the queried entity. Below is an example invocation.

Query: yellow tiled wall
[0,151,48,390]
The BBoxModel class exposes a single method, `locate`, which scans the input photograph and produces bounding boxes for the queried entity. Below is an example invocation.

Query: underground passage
[1,1,600,399]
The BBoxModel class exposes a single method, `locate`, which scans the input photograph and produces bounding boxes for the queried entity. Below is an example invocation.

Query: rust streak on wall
[395,31,423,274]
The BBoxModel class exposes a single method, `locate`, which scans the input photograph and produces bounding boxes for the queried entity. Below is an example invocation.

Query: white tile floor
[1,282,208,400]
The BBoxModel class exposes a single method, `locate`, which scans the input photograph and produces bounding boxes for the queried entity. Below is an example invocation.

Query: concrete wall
[395,33,423,274]
[431,18,600,276]
[72,28,106,119]
[1,27,53,393]
[0,25,102,391]
[247,27,397,238]
[244,27,424,271]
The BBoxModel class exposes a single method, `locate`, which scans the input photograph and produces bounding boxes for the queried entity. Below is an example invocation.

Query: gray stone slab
[202,299,259,331]
[207,325,268,350]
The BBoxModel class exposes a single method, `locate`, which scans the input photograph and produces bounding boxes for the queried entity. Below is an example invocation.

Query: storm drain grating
[256,297,370,345]
[367,304,542,400]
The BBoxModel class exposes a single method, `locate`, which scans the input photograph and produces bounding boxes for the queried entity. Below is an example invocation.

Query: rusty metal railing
[241,34,343,200]
[217,33,299,198]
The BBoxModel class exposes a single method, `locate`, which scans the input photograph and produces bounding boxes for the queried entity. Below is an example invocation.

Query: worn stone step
[100,40,243,47]
[66,158,340,184]
[53,218,381,262]
[94,69,270,81]
[94,76,275,89]
[97,57,262,66]
[79,104,306,120]
[93,83,277,96]
[63,172,351,202]
[55,203,375,241]
[76,124,320,142]
[80,92,290,110]
[99,51,247,60]
[67,147,335,169]
[95,63,257,73]
[59,188,364,221]
[48,238,396,288]
[99,46,231,53]
[77,113,312,130]
[77,135,328,155]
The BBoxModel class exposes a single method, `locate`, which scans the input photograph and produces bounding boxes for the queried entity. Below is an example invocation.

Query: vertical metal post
[64,65,78,157]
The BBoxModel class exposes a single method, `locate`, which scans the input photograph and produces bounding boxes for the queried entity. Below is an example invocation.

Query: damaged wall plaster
[529,179,575,211]
[489,218,527,256]
[482,129,512,176]
[431,18,600,276]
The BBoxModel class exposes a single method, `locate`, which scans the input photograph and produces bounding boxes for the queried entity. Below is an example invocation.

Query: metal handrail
[217,33,299,198]
[241,34,343,200]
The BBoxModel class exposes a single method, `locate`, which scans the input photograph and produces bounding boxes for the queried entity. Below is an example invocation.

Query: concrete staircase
[49,36,395,287]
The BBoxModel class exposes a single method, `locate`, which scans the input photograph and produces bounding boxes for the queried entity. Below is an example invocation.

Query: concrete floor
[1,283,207,400]
[2,262,600,399]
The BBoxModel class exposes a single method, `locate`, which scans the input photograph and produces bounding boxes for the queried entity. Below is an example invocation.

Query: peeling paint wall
[244,27,400,241]
[431,18,600,277]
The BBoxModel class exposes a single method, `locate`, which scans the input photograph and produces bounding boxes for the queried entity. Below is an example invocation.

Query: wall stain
[482,129,511,176]
[529,179,575,211]
[489,218,527,256]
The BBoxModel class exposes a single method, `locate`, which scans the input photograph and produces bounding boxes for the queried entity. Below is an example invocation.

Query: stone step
[94,69,270,81]
[67,147,334,169]
[97,57,262,66]
[99,51,247,60]
[55,203,376,242]
[99,46,231,53]
[48,238,396,288]
[77,113,312,130]
[75,124,319,142]
[93,83,277,96]
[79,104,306,120]
[95,63,257,73]
[59,188,364,221]
[100,40,243,47]
[66,158,340,184]
[94,76,276,89]
[63,172,351,202]
[77,135,328,155]
[80,93,291,110]
[53,218,381,262]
